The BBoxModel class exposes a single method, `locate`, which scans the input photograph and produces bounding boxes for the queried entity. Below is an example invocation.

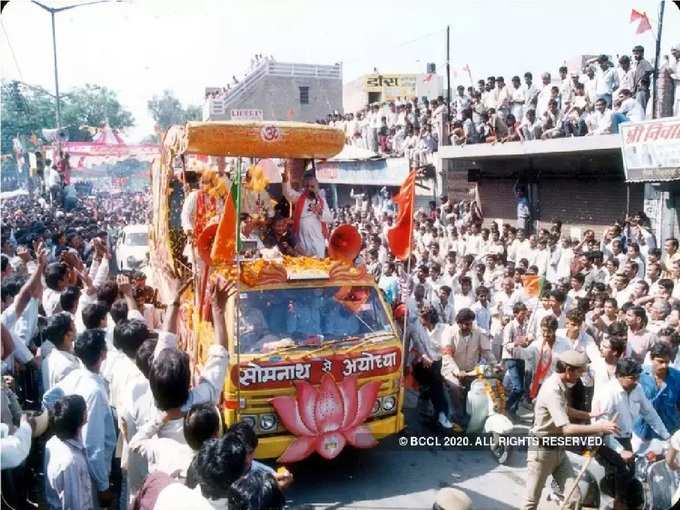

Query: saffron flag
[521,275,545,299]
[630,9,652,34]
[387,170,417,261]
[210,183,238,264]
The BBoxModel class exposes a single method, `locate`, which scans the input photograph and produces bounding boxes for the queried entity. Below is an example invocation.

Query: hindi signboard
[620,117,680,183]
[364,74,417,100]
[230,109,264,121]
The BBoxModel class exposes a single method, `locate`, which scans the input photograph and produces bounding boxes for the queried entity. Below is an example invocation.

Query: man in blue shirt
[514,183,531,233]
[635,342,680,440]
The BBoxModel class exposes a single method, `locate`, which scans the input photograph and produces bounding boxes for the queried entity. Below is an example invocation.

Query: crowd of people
[2,149,680,510]
[315,43,680,163]
[205,54,276,101]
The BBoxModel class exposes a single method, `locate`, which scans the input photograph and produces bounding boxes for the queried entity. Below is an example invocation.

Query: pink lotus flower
[271,374,382,462]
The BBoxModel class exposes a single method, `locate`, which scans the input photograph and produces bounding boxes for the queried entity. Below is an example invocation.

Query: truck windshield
[237,285,393,354]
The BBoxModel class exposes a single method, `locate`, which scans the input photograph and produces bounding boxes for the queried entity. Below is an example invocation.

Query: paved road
[285,392,534,510]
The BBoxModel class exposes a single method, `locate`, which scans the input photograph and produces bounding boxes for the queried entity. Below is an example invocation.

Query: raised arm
[13,244,48,319]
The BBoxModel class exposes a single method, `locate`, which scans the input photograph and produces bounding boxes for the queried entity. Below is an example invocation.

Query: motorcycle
[464,364,515,464]
[634,439,679,510]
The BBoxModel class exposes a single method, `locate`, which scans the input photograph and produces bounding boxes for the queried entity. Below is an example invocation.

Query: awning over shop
[620,117,680,183]
[316,157,409,186]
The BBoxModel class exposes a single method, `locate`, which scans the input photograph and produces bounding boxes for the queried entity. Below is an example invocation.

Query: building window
[299,86,309,105]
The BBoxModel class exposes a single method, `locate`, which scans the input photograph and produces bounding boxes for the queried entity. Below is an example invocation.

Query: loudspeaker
[426,63,436,74]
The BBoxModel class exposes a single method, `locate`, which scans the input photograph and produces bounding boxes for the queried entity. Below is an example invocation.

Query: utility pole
[49,10,61,129]
[446,25,451,121]
[652,0,665,119]
[31,0,123,132]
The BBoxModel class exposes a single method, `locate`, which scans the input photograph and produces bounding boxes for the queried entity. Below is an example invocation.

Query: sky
[1,0,679,142]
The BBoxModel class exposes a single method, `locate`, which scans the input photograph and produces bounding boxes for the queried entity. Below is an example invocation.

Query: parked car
[116,224,149,271]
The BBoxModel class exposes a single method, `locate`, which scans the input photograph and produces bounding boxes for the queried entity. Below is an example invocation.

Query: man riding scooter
[441,308,498,427]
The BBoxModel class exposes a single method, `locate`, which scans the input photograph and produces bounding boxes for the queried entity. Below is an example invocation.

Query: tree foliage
[147,90,201,132]
[0,80,135,154]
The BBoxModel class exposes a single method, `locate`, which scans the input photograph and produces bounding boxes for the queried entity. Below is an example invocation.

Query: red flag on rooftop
[630,8,644,21]
[387,170,416,261]
[630,9,652,34]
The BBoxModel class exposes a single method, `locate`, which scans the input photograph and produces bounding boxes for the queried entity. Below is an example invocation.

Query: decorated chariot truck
[149,121,405,464]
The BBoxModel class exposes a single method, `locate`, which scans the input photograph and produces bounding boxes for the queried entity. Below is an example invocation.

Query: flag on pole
[630,9,652,34]
[521,275,545,298]
[210,182,238,265]
[387,170,417,261]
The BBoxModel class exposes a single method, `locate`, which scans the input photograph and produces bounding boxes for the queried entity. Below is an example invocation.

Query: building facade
[343,72,444,113]
[204,61,343,123]
[436,135,645,234]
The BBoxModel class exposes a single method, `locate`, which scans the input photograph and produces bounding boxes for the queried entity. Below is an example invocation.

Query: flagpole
[399,170,416,405]
[446,26,451,122]
[652,0,665,119]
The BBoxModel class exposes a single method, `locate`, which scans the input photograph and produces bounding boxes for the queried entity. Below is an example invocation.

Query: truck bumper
[254,411,405,460]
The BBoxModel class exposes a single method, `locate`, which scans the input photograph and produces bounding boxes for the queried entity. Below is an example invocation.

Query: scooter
[464,364,515,464]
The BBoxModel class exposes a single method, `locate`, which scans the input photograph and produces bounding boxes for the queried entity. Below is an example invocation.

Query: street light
[30,0,123,130]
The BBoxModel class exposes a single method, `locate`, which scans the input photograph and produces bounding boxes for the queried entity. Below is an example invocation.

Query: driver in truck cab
[441,308,497,426]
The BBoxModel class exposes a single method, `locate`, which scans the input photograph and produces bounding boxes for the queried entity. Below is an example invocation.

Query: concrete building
[343,71,444,113]
[204,60,342,123]
[436,135,646,234]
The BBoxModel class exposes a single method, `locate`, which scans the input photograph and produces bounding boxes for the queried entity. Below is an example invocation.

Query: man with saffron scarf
[282,169,332,258]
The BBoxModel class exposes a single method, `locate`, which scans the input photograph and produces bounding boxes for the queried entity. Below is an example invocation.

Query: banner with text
[620,117,680,183]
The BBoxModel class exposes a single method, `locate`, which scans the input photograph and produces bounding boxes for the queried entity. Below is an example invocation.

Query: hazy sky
[2,0,679,141]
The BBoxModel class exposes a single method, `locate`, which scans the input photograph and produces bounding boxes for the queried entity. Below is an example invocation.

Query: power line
[0,16,24,81]
[340,27,446,66]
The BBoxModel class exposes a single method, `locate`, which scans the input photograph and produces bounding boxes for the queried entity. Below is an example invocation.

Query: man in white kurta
[282,172,332,258]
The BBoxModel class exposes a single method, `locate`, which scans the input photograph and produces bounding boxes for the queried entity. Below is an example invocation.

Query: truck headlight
[382,395,396,412]
[259,414,277,431]
[241,415,257,429]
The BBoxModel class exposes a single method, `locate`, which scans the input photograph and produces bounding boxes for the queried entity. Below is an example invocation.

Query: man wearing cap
[524,350,619,510]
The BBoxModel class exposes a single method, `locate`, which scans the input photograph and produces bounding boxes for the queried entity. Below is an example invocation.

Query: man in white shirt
[453,276,475,316]
[522,72,540,112]
[536,72,553,118]
[128,277,232,487]
[43,329,117,508]
[471,286,492,332]
[592,358,670,509]
[614,89,645,126]
[43,261,74,317]
[44,394,95,510]
[453,86,471,120]
[583,65,598,106]
[509,76,526,122]
[586,98,613,135]
[590,333,626,400]
[40,313,80,393]
[614,55,635,98]
[593,55,619,107]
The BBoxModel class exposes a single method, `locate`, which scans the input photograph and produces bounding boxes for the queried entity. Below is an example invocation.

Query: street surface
[286,391,534,510]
